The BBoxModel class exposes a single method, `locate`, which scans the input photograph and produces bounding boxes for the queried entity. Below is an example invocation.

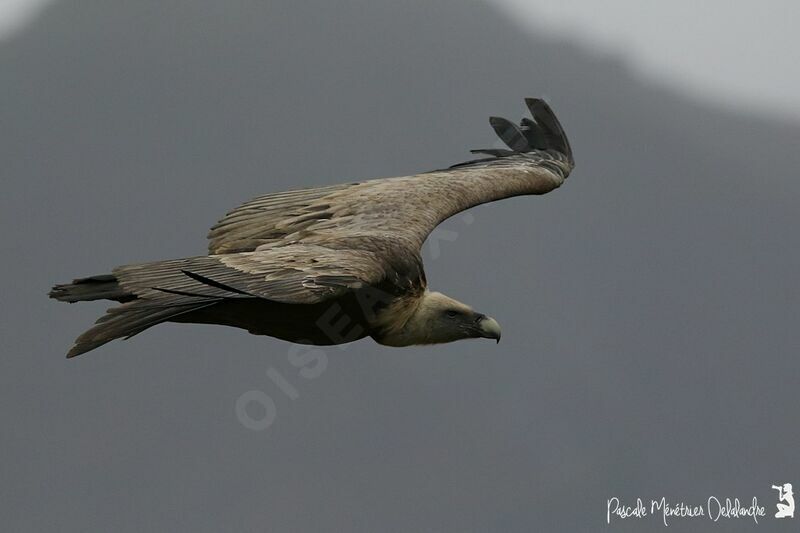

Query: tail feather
[49,274,134,303]
[65,300,219,358]
[51,260,235,357]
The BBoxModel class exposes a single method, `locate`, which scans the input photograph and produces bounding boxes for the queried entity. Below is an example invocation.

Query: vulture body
[50,98,574,357]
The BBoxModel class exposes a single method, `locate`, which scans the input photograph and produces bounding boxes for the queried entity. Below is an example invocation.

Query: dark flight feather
[519,117,547,149]
[489,116,531,152]
[525,98,574,164]
[180,269,255,297]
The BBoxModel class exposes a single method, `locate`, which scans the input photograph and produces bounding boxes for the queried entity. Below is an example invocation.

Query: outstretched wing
[207,98,574,255]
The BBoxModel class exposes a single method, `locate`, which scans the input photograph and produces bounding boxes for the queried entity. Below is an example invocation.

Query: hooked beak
[477,315,502,343]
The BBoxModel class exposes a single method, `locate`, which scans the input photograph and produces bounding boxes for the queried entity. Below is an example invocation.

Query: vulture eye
[446,310,459,318]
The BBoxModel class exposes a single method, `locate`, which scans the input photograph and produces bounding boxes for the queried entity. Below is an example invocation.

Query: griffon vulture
[50,98,573,357]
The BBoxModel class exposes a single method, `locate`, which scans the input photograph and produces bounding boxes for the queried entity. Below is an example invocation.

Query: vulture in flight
[50,98,574,357]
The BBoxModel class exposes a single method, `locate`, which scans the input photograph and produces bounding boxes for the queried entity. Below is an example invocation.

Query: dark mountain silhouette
[2,0,798,531]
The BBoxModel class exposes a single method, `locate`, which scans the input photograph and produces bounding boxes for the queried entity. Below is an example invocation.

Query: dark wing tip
[523,98,574,165]
[488,116,531,152]
[459,98,574,168]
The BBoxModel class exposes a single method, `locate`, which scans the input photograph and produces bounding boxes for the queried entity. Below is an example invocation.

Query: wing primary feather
[519,117,547,149]
[489,116,531,152]
[458,98,572,168]
[524,98,573,164]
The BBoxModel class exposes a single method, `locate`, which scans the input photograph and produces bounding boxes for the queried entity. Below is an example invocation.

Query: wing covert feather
[116,244,394,305]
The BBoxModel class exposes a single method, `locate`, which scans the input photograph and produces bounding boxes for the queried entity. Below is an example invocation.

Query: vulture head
[376,291,501,346]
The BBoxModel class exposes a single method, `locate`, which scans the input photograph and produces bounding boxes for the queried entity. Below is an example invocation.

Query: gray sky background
[2,0,799,119]
[1,0,798,531]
